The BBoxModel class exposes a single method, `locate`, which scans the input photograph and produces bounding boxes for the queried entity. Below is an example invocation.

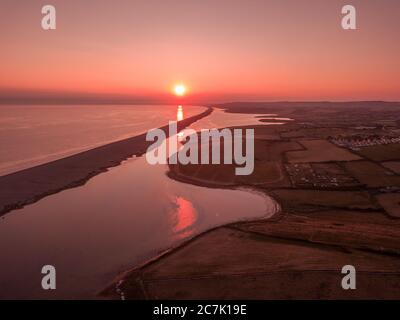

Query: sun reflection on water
[177,105,184,121]
[171,196,197,239]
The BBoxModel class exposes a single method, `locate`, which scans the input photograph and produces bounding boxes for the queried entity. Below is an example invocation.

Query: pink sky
[1,0,399,102]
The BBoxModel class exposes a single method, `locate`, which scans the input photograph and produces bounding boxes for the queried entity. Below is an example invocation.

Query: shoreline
[102,203,400,300]
[99,206,283,300]
[0,107,213,217]
[102,198,400,300]
[102,102,400,300]
[2,102,399,299]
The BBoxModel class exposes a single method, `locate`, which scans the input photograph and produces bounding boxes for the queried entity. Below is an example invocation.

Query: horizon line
[1,100,400,106]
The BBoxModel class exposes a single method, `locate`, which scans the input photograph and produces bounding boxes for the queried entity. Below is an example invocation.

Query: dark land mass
[104,102,400,300]
[0,107,212,217]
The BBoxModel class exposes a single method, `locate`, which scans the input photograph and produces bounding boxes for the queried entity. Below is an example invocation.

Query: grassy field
[376,193,400,218]
[358,144,400,162]
[272,189,378,211]
[382,161,400,174]
[286,140,361,163]
[345,161,400,188]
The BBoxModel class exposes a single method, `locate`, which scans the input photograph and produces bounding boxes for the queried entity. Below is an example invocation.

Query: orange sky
[1,0,399,103]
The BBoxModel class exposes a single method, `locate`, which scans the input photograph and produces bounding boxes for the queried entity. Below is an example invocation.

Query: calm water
[0,105,205,176]
[189,108,283,131]
[0,105,280,299]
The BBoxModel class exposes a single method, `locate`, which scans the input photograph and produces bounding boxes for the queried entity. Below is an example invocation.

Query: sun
[174,84,186,97]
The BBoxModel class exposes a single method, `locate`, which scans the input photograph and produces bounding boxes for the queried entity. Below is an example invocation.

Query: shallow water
[189,108,281,131]
[0,106,279,299]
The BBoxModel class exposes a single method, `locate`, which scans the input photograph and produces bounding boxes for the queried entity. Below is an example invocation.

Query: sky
[1,0,399,103]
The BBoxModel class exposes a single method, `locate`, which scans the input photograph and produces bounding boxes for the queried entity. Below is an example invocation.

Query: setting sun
[174,84,186,97]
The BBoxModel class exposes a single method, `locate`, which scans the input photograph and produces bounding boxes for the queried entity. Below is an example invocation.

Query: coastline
[0,107,213,217]
[101,193,400,300]
[2,102,399,299]
[102,102,400,300]
[99,206,283,300]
